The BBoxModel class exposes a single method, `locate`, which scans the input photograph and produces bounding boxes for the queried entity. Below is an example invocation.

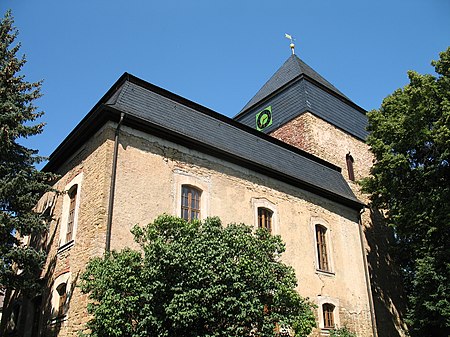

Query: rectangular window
[346,153,355,181]
[258,207,273,233]
[181,185,201,221]
[323,303,335,329]
[66,186,77,243]
[316,225,329,271]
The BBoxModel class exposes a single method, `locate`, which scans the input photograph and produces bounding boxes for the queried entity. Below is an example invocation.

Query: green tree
[329,327,357,337]
[362,48,450,336]
[0,10,55,293]
[80,215,316,337]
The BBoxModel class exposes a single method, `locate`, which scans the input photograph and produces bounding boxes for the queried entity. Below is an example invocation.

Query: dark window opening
[323,303,335,329]
[258,207,273,233]
[66,185,78,243]
[181,185,201,221]
[56,283,67,317]
[346,153,355,181]
[316,225,329,271]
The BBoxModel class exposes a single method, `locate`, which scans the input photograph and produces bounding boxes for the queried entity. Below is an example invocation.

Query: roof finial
[285,33,295,55]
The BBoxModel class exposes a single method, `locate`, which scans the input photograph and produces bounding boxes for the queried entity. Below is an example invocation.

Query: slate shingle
[235,55,368,141]
[106,78,362,208]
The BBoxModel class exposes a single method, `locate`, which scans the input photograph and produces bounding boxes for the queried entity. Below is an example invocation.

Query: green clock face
[256,106,272,131]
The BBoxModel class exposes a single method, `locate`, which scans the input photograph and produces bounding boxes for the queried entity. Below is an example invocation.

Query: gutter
[105,112,125,253]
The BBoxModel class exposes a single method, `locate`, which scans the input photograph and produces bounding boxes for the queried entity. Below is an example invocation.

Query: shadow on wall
[0,212,79,337]
[365,207,409,337]
[0,233,57,337]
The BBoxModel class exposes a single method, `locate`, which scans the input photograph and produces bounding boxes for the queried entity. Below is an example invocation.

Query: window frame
[173,170,210,221]
[311,217,334,275]
[58,173,83,251]
[322,303,335,329]
[257,207,273,233]
[66,186,77,243]
[317,296,340,331]
[346,152,355,181]
[181,185,202,221]
[252,198,278,235]
[51,272,71,322]
[316,224,329,272]
[56,283,68,317]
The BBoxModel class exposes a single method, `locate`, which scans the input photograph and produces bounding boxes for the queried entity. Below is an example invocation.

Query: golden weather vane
[285,33,295,55]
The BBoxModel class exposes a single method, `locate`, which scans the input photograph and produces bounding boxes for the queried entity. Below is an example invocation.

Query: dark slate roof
[235,55,369,140]
[239,55,350,113]
[44,73,363,210]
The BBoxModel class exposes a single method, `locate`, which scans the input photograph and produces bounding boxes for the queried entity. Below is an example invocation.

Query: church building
[2,51,407,337]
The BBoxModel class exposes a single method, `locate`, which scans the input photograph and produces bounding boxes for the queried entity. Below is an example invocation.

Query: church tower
[235,53,408,337]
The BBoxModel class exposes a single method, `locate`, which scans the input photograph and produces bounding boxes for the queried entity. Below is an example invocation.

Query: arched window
[258,207,273,233]
[66,185,77,243]
[323,303,335,329]
[56,283,67,317]
[59,173,83,249]
[346,152,355,181]
[181,185,201,221]
[316,225,329,271]
[51,272,71,320]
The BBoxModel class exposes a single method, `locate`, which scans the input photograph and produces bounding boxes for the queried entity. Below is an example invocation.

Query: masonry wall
[109,125,374,337]
[34,124,115,337]
[269,112,408,337]
[28,119,376,337]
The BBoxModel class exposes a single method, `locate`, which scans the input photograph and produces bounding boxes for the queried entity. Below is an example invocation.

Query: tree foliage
[0,10,55,293]
[80,215,316,337]
[329,327,357,337]
[362,48,450,336]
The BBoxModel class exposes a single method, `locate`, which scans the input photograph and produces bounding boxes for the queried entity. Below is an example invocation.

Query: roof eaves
[114,111,364,211]
[42,73,132,172]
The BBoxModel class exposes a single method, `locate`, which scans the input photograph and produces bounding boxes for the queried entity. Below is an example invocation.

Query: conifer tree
[0,10,55,293]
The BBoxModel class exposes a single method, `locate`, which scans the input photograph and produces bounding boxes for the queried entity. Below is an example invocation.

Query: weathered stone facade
[35,123,374,336]
[34,125,115,337]
[270,112,373,182]
[270,112,408,336]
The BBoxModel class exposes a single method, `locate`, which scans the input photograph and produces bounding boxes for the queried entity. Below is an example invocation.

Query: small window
[323,303,335,329]
[346,153,355,181]
[258,207,273,233]
[59,173,82,249]
[316,225,329,271]
[66,186,77,243]
[56,283,67,317]
[181,185,201,221]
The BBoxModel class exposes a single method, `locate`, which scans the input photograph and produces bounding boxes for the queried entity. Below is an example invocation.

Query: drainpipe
[358,207,378,337]
[105,112,125,253]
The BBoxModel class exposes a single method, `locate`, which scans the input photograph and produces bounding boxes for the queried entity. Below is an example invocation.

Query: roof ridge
[293,56,350,100]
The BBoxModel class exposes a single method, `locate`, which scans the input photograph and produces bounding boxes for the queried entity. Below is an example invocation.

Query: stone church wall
[30,120,375,336]
[36,124,115,337]
[109,125,374,336]
[270,112,408,337]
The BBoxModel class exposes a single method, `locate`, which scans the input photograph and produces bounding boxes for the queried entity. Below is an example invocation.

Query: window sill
[57,240,74,254]
[316,269,335,277]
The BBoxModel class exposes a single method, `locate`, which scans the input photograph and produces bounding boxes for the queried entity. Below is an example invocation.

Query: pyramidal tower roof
[234,54,368,140]
[239,54,349,113]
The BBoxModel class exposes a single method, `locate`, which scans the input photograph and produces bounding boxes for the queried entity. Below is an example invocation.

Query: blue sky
[2,1,450,166]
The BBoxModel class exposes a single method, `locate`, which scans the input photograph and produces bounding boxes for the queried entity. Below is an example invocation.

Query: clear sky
[2,1,450,166]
